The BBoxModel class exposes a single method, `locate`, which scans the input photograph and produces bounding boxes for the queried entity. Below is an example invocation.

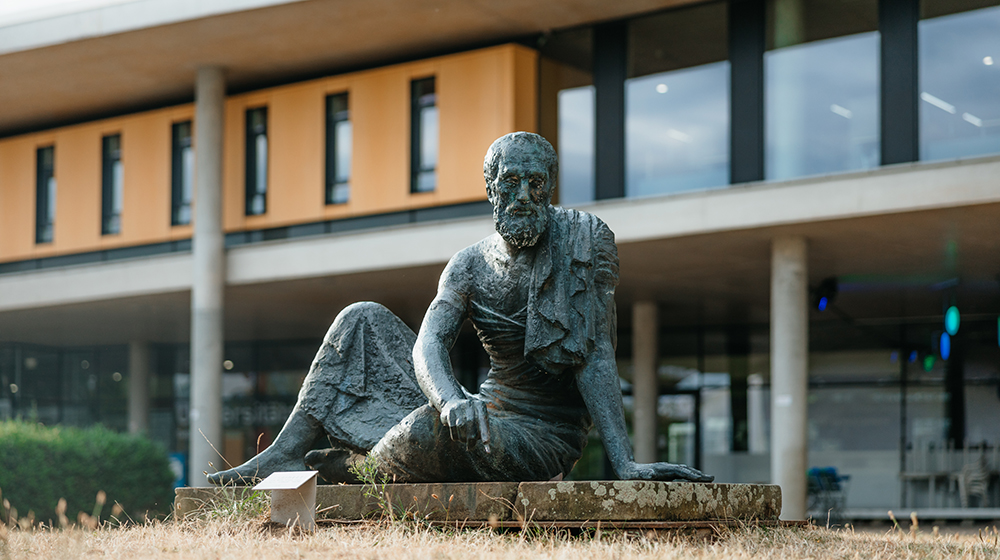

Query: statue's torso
[463,235,588,422]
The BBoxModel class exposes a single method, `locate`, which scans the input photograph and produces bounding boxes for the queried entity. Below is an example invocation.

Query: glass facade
[325,93,352,205]
[171,121,193,226]
[602,312,1000,507]
[540,27,595,207]
[626,2,729,198]
[0,344,128,430]
[245,107,268,216]
[919,0,1000,161]
[539,0,1000,201]
[764,0,880,181]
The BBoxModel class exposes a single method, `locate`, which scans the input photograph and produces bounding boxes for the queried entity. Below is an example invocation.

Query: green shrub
[0,420,174,525]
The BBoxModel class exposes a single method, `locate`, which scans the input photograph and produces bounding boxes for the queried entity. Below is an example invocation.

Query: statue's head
[483,132,558,249]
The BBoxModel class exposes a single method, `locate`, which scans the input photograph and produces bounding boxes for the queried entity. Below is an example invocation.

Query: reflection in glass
[411,77,438,193]
[35,146,56,244]
[626,64,729,197]
[765,33,880,180]
[919,5,1000,161]
[102,134,123,235]
[326,93,351,204]
[245,107,268,215]
[171,121,193,226]
[626,2,729,198]
[557,86,595,206]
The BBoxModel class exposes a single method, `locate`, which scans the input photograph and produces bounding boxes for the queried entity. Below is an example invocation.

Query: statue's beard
[495,204,548,249]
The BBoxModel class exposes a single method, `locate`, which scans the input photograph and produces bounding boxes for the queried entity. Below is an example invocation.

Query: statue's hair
[483,132,558,195]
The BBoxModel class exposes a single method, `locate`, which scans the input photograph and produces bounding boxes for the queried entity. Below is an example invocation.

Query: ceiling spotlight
[656,83,668,94]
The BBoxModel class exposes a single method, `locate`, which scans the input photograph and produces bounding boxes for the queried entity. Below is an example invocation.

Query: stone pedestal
[515,481,780,521]
[176,481,781,525]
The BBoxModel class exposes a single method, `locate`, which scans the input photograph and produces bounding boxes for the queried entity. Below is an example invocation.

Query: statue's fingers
[475,402,490,446]
[464,405,478,440]
[680,466,713,482]
[442,407,459,429]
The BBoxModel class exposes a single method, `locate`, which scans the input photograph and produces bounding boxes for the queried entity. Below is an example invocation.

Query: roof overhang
[0,0,695,136]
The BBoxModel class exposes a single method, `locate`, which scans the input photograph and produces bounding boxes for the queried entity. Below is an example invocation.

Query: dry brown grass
[2,517,999,560]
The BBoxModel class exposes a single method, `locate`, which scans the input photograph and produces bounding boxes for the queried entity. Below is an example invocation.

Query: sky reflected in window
[625,62,730,198]
[765,32,880,181]
[919,6,1000,161]
[557,86,595,206]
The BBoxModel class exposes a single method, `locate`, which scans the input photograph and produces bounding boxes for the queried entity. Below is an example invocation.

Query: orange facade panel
[0,106,194,263]
[224,43,539,231]
[0,44,538,263]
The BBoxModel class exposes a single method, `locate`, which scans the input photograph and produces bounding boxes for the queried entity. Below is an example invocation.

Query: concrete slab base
[174,480,781,526]
[176,481,781,523]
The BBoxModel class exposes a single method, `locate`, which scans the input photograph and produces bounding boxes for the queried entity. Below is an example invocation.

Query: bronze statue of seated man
[208,132,712,486]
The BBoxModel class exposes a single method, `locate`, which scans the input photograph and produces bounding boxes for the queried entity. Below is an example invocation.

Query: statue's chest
[476,253,533,315]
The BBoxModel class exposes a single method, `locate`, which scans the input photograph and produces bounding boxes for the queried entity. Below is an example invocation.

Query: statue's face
[489,153,552,249]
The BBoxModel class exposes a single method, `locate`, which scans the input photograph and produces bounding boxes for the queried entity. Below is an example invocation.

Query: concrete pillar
[189,66,226,487]
[127,341,150,434]
[770,235,808,520]
[632,301,659,464]
[747,373,768,454]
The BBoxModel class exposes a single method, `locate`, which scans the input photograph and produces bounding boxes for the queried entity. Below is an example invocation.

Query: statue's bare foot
[206,448,307,486]
[305,447,365,484]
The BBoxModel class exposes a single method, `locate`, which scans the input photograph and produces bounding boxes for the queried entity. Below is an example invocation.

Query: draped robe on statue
[296,207,619,482]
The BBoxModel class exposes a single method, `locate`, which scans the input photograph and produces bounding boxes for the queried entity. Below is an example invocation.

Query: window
[101,134,123,235]
[410,77,438,193]
[171,121,194,226]
[626,2,730,198]
[36,146,56,244]
[325,93,351,205]
[919,0,1000,161]
[764,0,880,181]
[245,107,268,215]
[540,27,595,206]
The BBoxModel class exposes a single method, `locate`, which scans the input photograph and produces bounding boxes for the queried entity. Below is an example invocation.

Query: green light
[923,355,935,372]
[945,306,960,336]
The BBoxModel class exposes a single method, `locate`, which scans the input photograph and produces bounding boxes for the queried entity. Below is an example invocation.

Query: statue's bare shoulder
[437,234,507,301]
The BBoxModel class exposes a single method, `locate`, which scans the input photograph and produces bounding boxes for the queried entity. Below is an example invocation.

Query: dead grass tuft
[1,516,997,559]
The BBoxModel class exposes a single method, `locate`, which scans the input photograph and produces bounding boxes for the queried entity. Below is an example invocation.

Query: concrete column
[632,301,659,464]
[127,341,150,434]
[189,66,226,487]
[770,236,808,520]
[747,373,768,454]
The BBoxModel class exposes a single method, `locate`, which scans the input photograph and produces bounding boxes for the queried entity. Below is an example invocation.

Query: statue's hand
[439,398,490,448]
[621,461,714,483]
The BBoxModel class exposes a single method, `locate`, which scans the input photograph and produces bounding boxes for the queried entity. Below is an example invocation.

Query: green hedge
[0,421,175,525]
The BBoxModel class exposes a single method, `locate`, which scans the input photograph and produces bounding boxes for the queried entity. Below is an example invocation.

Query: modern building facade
[0,0,998,519]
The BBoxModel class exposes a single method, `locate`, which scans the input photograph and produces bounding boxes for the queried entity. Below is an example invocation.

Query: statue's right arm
[412,249,489,443]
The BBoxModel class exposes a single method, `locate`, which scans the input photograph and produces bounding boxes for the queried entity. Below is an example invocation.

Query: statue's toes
[206,467,261,486]
[304,448,330,469]
[205,470,229,486]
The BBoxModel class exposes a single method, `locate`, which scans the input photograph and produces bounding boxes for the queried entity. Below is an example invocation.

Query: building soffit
[0,0,703,137]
